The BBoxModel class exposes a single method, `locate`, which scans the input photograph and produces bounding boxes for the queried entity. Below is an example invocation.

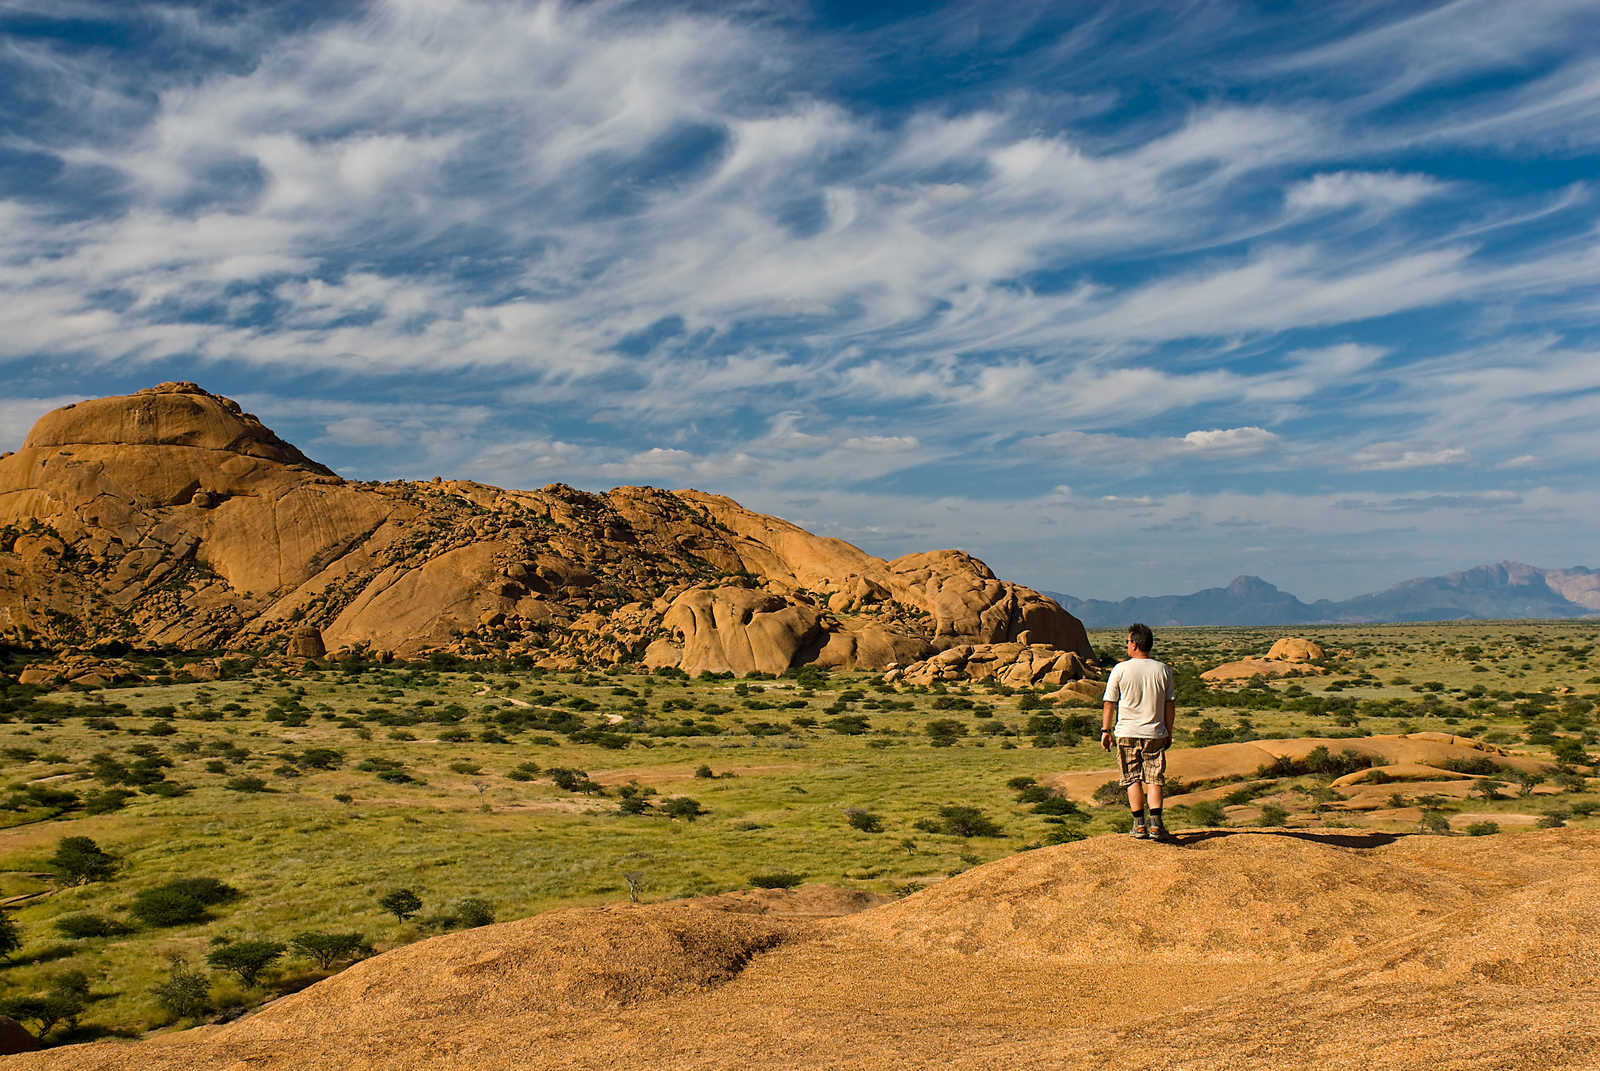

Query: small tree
[1259,804,1288,828]
[291,932,369,970]
[749,872,803,890]
[845,807,883,833]
[0,910,20,962]
[622,871,645,903]
[152,956,210,1020]
[206,940,287,987]
[378,888,422,922]
[1473,779,1505,802]
[1420,810,1451,834]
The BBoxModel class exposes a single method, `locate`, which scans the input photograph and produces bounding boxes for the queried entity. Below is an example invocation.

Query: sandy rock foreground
[12,830,1599,1071]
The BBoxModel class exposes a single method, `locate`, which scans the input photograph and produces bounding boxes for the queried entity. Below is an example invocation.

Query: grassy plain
[0,619,1596,1042]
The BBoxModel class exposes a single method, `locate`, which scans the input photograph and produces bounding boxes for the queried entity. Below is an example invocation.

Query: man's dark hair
[1128,623,1154,654]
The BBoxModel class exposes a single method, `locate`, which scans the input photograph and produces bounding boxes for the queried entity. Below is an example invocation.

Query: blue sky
[3,0,1599,601]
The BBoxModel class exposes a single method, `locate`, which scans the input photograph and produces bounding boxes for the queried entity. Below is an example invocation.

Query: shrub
[130,877,241,927]
[1258,804,1288,827]
[506,762,541,782]
[934,805,1003,838]
[84,789,134,814]
[824,714,870,735]
[661,797,704,821]
[1465,821,1500,836]
[1043,827,1087,846]
[1420,810,1452,834]
[1184,800,1226,827]
[48,836,116,885]
[845,807,884,833]
[152,956,209,1019]
[749,872,803,889]
[925,719,967,746]
[54,913,132,939]
[225,775,269,793]
[1092,781,1126,807]
[1031,796,1081,817]
[451,898,495,928]
[694,764,715,779]
[378,887,422,922]
[206,940,286,986]
[1006,776,1038,791]
[291,931,369,969]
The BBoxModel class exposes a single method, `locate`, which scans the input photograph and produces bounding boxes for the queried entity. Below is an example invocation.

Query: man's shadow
[1166,829,1405,849]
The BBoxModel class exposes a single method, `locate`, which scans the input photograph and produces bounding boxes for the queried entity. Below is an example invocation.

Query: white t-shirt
[1102,657,1175,739]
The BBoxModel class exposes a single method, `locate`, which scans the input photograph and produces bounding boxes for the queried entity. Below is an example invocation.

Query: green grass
[0,619,1595,1041]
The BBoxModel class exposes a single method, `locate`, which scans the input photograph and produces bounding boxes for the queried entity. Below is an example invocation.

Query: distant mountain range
[1047,562,1600,628]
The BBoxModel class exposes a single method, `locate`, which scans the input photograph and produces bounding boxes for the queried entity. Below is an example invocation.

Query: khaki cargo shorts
[1116,737,1168,787]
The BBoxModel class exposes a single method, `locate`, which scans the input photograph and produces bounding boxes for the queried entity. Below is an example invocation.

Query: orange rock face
[0,384,1092,676]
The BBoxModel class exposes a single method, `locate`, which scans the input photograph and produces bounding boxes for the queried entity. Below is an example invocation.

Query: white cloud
[1286,171,1448,213]
[1348,442,1470,471]
[1181,426,1279,456]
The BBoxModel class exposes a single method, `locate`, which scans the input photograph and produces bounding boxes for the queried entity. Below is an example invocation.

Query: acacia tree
[206,940,287,987]
[291,932,369,969]
[378,888,422,922]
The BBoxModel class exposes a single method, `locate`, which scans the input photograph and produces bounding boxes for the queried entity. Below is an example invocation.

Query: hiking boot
[1149,823,1174,843]
[1129,822,1149,840]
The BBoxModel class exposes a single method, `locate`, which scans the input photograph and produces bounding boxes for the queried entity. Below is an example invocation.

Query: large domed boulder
[1266,637,1324,663]
[660,586,827,676]
[22,382,328,470]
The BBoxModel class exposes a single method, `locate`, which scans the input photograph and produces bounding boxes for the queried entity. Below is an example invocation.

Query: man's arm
[1101,701,1115,751]
[1163,665,1177,738]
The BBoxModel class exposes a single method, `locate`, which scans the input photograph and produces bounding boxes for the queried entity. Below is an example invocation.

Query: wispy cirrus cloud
[3,0,1600,598]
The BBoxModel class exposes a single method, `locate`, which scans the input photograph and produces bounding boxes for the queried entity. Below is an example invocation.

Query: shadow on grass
[1,943,76,968]
[1169,829,1406,850]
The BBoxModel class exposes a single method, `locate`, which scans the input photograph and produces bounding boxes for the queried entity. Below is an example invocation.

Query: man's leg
[1144,781,1172,840]
[1126,782,1146,814]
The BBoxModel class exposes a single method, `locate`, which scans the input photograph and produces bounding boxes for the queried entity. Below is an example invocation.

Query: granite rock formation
[0,384,1093,678]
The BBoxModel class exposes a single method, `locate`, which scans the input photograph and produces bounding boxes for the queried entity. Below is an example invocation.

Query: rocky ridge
[0,384,1094,681]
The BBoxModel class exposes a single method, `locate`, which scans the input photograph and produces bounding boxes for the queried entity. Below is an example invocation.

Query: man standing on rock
[1101,623,1177,842]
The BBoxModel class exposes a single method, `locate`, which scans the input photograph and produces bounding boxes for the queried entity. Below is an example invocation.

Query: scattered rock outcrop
[0,385,1093,679]
[1202,637,1327,682]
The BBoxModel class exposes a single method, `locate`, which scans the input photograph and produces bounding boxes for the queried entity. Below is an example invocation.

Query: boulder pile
[886,641,1095,688]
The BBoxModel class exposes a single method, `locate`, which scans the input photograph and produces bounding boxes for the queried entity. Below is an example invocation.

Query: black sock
[1130,804,1145,823]
[1149,806,1163,826]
